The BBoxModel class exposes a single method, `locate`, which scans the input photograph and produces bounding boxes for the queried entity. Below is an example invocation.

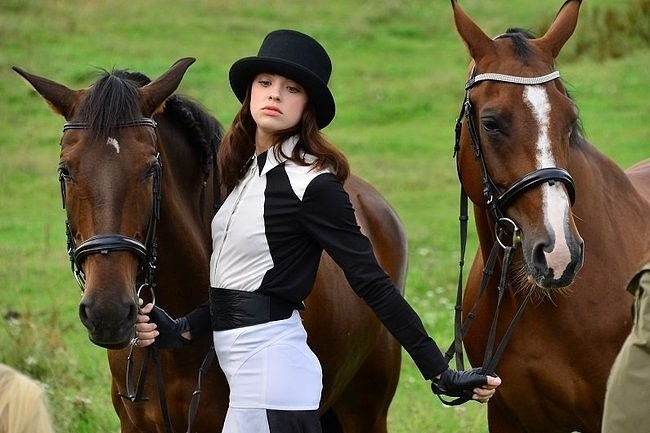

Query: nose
[530,235,584,288]
[268,83,281,101]
[78,289,139,348]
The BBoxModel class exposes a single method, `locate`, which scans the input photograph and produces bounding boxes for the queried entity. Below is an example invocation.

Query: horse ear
[12,66,79,119]
[536,0,582,58]
[139,57,196,117]
[451,0,494,61]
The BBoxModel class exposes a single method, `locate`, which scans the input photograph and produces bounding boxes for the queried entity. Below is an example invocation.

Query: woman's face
[250,73,308,140]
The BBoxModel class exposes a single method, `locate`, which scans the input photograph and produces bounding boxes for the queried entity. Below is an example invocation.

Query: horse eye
[145,162,159,178]
[481,117,501,134]
[58,165,71,180]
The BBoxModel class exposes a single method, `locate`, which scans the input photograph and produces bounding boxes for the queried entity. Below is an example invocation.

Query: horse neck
[154,121,216,309]
[569,141,650,272]
[570,139,650,248]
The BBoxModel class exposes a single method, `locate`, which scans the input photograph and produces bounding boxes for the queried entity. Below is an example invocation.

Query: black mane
[165,94,223,182]
[497,27,537,61]
[77,68,222,177]
[77,69,143,139]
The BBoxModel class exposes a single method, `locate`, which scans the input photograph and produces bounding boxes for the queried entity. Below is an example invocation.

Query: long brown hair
[218,88,349,191]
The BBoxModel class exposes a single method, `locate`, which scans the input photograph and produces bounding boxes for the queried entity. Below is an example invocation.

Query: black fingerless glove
[431,367,488,398]
[149,305,191,349]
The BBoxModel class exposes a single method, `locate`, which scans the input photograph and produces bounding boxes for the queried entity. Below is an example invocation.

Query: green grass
[1,0,648,432]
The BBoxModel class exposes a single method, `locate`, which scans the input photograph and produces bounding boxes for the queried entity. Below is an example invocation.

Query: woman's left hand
[472,374,501,403]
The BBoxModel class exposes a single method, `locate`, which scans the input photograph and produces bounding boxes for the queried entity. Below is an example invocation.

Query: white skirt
[213,310,322,410]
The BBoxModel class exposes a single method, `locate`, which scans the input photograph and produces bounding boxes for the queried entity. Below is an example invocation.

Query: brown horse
[13,59,406,432]
[450,1,650,432]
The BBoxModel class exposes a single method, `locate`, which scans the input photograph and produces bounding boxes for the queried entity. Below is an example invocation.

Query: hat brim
[229,57,335,129]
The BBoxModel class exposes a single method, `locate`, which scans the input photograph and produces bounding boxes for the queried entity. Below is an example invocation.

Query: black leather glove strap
[431,367,487,398]
[149,305,191,349]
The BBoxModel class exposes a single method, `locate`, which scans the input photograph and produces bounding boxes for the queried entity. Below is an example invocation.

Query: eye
[481,116,502,134]
[58,165,72,181]
[257,79,271,87]
[287,84,303,94]
[144,161,160,179]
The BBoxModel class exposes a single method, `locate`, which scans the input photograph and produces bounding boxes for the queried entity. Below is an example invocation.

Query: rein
[441,69,576,406]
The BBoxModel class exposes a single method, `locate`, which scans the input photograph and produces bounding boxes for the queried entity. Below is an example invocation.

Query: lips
[262,105,282,114]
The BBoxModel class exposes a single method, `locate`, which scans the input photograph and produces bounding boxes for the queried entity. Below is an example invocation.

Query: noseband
[59,118,161,294]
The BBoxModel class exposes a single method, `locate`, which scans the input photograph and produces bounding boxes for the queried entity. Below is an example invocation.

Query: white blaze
[107,137,120,153]
[523,86,571,279]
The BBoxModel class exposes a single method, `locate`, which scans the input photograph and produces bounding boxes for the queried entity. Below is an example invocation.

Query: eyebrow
[260,73,299,84]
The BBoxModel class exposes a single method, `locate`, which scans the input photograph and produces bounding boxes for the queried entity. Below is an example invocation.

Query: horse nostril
[127,301,138,324]
[78,301,89,323]
[531,241,548,272]
[574,238,585,272]
[579,239,585,259]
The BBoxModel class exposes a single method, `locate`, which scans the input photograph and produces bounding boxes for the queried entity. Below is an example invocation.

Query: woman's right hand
[134,302,159,348]
[134,303,192,349]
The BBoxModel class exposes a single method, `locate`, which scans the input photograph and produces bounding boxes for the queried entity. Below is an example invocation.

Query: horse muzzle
[78,282,139,349]
[527,234,584,289]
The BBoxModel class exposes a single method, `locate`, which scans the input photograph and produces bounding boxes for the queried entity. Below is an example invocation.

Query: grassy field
[1,0,648,432]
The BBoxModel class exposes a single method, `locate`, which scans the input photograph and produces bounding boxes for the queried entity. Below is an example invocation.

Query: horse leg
[111,381,143,433]
[329,328,401,433]
[320,408,343,433]
[486,397,528,433]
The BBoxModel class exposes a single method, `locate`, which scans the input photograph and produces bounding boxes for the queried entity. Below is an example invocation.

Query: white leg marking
[107,137,120,153]
[523,86,570,279]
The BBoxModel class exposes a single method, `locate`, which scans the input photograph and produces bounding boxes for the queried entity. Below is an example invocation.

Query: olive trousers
[602,265,650,433]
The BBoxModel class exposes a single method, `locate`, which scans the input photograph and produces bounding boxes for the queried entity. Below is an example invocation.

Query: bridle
[441,68,577,405]
[60,117,161,296]
[59,117,178,431]
[454,70,576,221]
[60,116,221,433]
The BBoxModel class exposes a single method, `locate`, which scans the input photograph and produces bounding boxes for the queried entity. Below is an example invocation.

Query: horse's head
[451,0,584,291]
[13,58,196,348]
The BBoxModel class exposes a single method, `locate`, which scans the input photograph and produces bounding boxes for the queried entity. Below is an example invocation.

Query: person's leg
[221,408,269,433]
[221,408,321,433]
[216,315,323,433]
[602,269,650,433]
[215,313,322,410]
[267,409,322,433]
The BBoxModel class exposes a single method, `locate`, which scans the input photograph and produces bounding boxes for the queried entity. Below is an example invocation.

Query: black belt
[209,288,296,331]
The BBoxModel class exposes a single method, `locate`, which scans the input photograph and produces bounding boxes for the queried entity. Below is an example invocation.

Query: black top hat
[229,29,335,129]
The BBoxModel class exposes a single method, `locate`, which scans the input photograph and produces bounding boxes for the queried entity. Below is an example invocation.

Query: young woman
[135,29,501,432]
